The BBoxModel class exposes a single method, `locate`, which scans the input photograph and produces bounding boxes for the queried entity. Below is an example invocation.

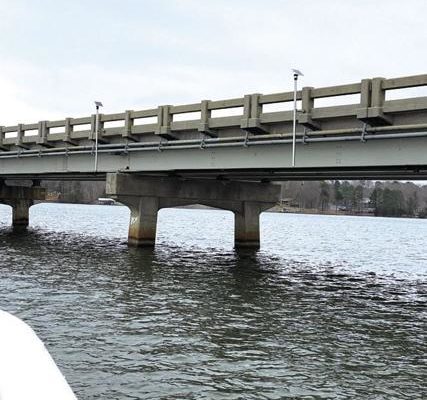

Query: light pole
[292,69,303,167]
[94,101,103,172]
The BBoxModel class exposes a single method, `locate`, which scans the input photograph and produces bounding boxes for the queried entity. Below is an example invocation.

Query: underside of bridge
[1,163,427,182]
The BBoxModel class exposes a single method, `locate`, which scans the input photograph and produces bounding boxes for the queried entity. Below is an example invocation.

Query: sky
[1,0,427,125]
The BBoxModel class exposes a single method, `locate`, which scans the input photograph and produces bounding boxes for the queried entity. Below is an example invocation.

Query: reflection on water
[0,204,426,399]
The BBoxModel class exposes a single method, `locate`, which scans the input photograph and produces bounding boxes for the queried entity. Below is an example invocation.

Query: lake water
[0,203,425,399]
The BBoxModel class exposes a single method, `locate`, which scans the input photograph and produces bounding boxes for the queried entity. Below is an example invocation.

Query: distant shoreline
[36,200,426,219]
[268,206,426,219]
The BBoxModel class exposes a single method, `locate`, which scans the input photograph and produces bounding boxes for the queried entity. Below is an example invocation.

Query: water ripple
[0,204,426,399]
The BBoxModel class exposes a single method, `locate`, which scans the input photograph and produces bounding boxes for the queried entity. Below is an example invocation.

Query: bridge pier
[11,199,33,227]
[234,201,262,248]
[0,182,45,227]
[119,196,159,246]
[106,173,280,248]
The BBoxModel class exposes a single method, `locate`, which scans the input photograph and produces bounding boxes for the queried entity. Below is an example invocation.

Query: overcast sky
[1,0,426,125]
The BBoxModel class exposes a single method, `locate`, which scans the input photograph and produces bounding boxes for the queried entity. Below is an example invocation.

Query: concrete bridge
[1,73,427,247]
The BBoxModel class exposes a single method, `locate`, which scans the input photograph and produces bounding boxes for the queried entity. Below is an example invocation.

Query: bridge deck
[1,73,427,181]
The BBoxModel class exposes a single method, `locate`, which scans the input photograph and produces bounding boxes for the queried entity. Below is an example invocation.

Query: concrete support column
[0,181,45,228]
[234,201,262,248]
[119,196,159,247]
[11,199,33,227]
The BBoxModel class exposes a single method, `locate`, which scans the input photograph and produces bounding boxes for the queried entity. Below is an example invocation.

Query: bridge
[1,73,427,247]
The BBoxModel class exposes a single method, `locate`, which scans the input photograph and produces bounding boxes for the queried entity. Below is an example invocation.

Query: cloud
[1,0,427,126]
[0,61,270,125]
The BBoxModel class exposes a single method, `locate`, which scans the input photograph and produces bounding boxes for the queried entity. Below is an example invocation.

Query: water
[0,203,426,399]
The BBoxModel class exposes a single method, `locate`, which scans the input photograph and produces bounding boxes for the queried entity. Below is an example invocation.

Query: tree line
[281,180,427,218]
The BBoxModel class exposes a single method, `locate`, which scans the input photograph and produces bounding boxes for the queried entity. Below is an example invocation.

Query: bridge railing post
[15,124,27,149]
[0,126,7,151]
[155,105,176,139]
[299,86,320,130]
[91,114,99,140]
[371,77,386,110]
[89,113,108,144]
[89,114,96,141]
[356,78,371,122]
[198,100,217,137]
[123,110,137,141]
[366,77,392,126]
[240,93,269,134]
[240,94,251,131]
[36,121,51,147]
[64,118,77,145]
[357,77,392,126]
